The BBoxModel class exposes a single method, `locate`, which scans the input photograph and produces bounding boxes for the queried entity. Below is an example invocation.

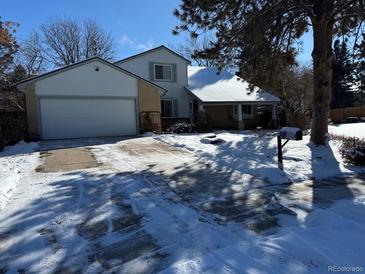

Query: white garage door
[40,97,137,139]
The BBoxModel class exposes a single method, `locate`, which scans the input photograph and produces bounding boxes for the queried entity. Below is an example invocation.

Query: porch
[196,103,279,130]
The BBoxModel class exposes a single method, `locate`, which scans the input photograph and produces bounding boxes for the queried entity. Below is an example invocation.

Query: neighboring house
[16,45,280,140]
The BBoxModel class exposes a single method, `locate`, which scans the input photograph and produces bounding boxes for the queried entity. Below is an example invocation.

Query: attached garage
[39,97,137,139]
[17,57,164,140]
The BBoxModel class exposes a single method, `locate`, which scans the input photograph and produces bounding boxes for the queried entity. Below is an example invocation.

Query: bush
[333,135,365,166]
[0,112,27,150]
[166,122,194,134]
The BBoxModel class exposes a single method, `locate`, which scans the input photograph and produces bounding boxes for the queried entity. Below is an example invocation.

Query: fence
[139,111,161,133]
[330,106,365,123]
[0,112,27,150]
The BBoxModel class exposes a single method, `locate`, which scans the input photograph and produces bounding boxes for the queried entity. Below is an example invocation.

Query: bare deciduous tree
[170,35,216,67]
[83,19,114,60]
[18,31,46,76]
[20,18,116,70]
[281,65,313,129]
[41,18,82,67]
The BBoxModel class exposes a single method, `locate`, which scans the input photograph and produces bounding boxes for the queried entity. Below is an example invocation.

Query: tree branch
[330,0,360,19]
[297,0,315,18]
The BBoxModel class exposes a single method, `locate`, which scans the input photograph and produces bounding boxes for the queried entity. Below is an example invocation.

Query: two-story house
[115,46,191,123]
[17,45,280,140]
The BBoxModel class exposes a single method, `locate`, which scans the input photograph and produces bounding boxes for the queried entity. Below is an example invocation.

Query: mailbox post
[277,127,303,170]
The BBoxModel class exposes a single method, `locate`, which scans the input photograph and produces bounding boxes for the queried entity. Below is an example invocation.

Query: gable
[115,46,191,65]
[116,47,189,84]
[35,59,138,97]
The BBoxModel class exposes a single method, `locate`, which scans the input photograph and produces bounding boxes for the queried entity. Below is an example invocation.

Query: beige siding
[138,80,161,132]
[138,80,161,112]
[25,83,39,137]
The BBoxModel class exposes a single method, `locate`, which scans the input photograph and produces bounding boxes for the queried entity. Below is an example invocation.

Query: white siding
[36,60,138,97]
[115,48,191,118]
[40,97,137,139]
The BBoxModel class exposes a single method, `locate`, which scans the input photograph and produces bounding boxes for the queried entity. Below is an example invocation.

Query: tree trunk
[310,1,334,145]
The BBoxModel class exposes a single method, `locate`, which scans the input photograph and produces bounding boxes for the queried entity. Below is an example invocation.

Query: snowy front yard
[0,126,364,273]
[156,125,365,184]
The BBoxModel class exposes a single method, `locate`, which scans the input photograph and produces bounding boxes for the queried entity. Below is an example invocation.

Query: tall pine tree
[174,0,365,145]
[331,39,357,108]
[354,33,365,103]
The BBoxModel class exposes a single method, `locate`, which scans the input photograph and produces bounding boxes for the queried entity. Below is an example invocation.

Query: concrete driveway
[1,136,364,273]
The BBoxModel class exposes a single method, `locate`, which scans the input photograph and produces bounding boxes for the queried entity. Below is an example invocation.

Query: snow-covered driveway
[0,134,365,273]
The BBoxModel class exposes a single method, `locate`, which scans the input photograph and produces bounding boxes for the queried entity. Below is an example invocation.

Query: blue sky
[3,0,312,63]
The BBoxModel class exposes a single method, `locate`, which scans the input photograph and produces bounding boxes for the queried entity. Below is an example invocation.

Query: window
[161,99,173,117]
[154,64,172,81]
[242,105,252,117]
[189,100,199,115]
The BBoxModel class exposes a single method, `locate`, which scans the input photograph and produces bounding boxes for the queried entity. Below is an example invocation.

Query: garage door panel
[40,97,137,139]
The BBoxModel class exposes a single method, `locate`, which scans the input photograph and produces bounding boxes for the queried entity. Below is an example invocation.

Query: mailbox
[279,127,303,141]
[277,127,303,170]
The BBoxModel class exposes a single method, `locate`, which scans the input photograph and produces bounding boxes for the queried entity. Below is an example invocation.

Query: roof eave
[199,101,281,104]
[186,87,280,104]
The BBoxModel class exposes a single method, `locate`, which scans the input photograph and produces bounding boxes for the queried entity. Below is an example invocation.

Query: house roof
[186,66,280,104]
[16,56,167,93]
[114,45,191,64]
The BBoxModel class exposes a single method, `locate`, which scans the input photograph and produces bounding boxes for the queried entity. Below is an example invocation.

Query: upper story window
[154,64,172,81]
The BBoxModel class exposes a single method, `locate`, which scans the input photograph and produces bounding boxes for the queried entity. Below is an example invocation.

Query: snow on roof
[187,66,280,103]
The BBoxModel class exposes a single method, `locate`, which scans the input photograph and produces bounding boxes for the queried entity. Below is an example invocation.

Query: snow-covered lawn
[156,130,364,184]
[0,141,38,209]
[329,122,365,139]
[0,130,364,273]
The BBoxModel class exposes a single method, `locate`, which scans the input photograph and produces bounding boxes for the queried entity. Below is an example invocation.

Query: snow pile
[156,131,360,184]
[329,122,365,139]
[200,134,225,145]
[0,141,39,209]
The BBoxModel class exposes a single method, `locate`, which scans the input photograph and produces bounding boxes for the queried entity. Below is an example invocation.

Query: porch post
[272,104,278,128]
[237,104,244,130]
[238,104,242,120]
[272,104,277,119]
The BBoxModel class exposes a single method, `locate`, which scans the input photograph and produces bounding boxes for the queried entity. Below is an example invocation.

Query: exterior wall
[204,104,278,130]
[116,48,191,118]
[36,60,138,97]
[205,105,237,129]
[242,105,258,129]
[240,105,278,129]
[138,80,161,112]
[138,80,161,132]
[24,83,39,137]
